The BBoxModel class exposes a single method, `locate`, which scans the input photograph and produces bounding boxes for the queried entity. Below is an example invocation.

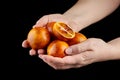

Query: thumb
[33,15,49,28]
[65,40,91,55]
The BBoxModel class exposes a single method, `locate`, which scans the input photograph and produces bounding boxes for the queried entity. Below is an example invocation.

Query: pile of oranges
[27,22,87,58]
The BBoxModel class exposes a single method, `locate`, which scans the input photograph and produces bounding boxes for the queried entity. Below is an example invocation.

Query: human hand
[38,38,117,70]
[22,14,80,56]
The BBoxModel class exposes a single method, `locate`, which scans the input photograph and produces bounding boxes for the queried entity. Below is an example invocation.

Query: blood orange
[52,22,75,41]
[47,40,69,58]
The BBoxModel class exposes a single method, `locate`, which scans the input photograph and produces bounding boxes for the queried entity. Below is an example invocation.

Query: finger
[22,40,30,48]
[34,14,68,28]
[29,49,36,56]
[62,55,92,69]
[65,39,92,55]
[38,55,65,69]
[39,55,84,70]
[73,51,95,65]
[39,55,64,64]
[34,15,49,27]
[62,56,78,65]
[37,49,45,55]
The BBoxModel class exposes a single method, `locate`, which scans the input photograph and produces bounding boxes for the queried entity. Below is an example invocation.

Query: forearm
[63,0,120,31]
[107,37,120,60]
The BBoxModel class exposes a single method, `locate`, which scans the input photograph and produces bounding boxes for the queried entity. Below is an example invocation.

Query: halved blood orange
[52,22,75,41]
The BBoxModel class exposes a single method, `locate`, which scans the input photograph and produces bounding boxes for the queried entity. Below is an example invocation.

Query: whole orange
[68,32,87,45]
[46,22,55,34]
[27,27,50,50]
[47,40,69,58]
[46,22,57,40]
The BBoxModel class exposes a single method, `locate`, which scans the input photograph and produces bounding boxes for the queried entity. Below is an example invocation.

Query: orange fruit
[27,27,50,50]
[46,22,55,34]
[47,40,69,58]
[46,22,57,40]
[52,22,75,41]
[68,32,87,45]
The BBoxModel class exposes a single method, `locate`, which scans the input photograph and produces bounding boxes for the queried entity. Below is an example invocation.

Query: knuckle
[76,46,81,53]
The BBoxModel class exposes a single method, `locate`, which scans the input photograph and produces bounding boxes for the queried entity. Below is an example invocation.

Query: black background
[4,0,120,79]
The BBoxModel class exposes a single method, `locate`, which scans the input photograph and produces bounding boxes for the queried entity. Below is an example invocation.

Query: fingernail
[32,25,37,28]
[65,48,72,54]
[38,54,43,59]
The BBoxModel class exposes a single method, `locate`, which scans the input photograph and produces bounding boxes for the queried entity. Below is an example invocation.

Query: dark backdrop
[5,0,120,79]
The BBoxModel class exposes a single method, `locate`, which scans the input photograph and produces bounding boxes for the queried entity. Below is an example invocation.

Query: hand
[22,40,45,56]
[38,38,117,70]
[22,14,80,56]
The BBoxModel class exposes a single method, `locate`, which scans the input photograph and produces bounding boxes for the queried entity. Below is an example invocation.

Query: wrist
[63,12,93,32]
[107,38,120,60]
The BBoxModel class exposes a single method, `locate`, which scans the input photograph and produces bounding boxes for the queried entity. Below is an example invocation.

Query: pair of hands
[22,14,115,70]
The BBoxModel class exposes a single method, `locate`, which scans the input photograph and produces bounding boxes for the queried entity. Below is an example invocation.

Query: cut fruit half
[52,22,75,41]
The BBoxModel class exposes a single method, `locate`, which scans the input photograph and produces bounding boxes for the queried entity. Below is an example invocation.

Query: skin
[22,0,120,70]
